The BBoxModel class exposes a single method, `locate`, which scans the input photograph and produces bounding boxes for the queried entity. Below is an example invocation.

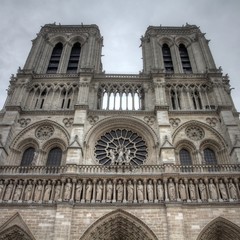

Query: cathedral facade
[0,23,239,240]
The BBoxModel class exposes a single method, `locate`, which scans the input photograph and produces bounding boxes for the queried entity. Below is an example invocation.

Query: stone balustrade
[0,164,239,175]
[0,175,239,204]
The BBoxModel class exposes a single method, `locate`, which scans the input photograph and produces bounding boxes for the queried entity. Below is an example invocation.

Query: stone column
[102,179,106,203]
[81,180,86,203]
[123,179,127,203]
[153,179,158,203]
[133,179,137,203]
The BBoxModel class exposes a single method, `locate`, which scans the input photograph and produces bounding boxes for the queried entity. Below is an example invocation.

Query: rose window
[185,126,204,141]
[95,129,148,165]
[35,125,54,140]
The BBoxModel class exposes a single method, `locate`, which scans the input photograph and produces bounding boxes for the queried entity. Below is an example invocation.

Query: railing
[0,164,239,176]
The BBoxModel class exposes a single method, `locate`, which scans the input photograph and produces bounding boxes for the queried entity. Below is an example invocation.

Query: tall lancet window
[179,44,192,73]
[162,44,174,73]
[67,42,81,73]
[47,42,63,73]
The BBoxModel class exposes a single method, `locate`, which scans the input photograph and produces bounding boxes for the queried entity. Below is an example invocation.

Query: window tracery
[204,148,217,164]
[35,125,54,140]
[20,147,35,166]
[185,126,204,141]
[46,147,62,166]
[95,129,148,165]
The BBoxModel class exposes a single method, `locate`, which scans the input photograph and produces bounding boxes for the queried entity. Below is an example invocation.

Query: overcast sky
[0,0,240,111]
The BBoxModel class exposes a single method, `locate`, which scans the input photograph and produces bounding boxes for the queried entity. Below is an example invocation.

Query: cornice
[20,110,74,116]
[168,110,217,115]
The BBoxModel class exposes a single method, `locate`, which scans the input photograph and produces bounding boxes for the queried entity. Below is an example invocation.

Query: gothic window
[61,89,73,109]
[179,149,192,165]
[95,129,148,165]
[179,44,192,73]
[46,147,62,166]
[204,148,217,165]
[21,147,35,166]
[47,42,63,73]
[67,42,81,73]
[162,44,174,73]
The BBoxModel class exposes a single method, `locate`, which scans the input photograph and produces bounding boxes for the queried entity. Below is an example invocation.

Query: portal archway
[197,217,240,240]
[80,209,158,240]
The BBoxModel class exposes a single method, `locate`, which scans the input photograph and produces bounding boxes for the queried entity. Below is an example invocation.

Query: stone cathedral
[0,23,240,240]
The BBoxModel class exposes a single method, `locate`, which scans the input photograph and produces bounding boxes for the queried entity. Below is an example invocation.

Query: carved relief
[144,116,155,125]
[206,117,218,127]
[185,126,204,141]
[87,115,99,125]
[35,125,54,140]
[169,118,181,128]
[18,118,31,128]
[63,118,73,127]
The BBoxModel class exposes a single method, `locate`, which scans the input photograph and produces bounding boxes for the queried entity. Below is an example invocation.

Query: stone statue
[147,180,154,202]
[116,180,123,202]
[24,181,33,201]
[32,151,39,165]
[4,181,13,201]
[178,180,187,201]
[198,179,207,201]
[63,179,72,201]
[43,180,52,202]
[34,181,43,202]
[75,180,83,201]
[109,149,116,165]
[54,181,61,201]
[168,179,176,200]
[218,179,228,200]
[85,180,93,202]
[137,180,144,202]
[125,149,131,164]
[229,179,237,200]
[106,180,113,202]
[96,180,103,202]
[13,182,23,201]
[127,180,134,202]
[157,180,164,201]
[0,180,4,199]
[117,146,124,164]
[188,180,196,200]
[209,179,218,200]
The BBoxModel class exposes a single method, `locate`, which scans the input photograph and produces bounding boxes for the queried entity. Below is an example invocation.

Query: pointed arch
[0,212,36,240]
[79,209,158,240]
[197,217,240,240]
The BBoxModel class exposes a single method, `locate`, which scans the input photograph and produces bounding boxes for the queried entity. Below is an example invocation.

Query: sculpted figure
[0,180,4,199]
[178,180,187,201]
[24,181,33,201]
[229,179,237,199]
[63,179,72,201]
[157,180,164,201]
[127,180,134,202]
[86,180,93,202]
[34,181,43,202]
[4,181,13,201]
[125,149,131,164]
[43,180,52,201]
[54,181,61,201]
[106,180,113,202]
[117,146,124,164]
[198,179,207,201]
[168,179,176,200]
[96,180,103,202]
[218,179,228,200]
[188,180,196,200]
[147,180,154,202]
[75,180,83,201]
[109,149,116,165]
[137,180,144,202]
[13,182,23,201]
[116,180,123,201]
[209,179,218,200]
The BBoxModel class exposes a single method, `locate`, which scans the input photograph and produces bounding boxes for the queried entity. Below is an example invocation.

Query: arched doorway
[80,209,158,240]
[197,217,240,240]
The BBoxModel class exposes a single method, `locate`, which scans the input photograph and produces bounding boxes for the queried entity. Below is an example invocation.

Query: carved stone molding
[87,115,99,125]
[206,117,218,127]
[144,116,155,125]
